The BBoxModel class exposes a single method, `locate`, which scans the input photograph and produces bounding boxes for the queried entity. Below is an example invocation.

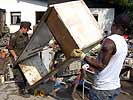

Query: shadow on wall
[48,0,78,5]
[17,0,48,7]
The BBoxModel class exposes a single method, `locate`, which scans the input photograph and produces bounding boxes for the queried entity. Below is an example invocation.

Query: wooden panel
[46,8,78,58]
[19,54,48,86]
[46,0,103,58]
[54,1,102,49]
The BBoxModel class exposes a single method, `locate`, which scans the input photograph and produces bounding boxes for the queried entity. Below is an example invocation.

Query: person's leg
[88,88,120,100]
[88,88,104,100]
[88,90,100,100]
[108,88,120,100]
[14,66,27,89]
[18,67,27,88]
[13,65,30,97]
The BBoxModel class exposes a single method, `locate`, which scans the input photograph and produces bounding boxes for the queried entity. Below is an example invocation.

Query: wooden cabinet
[46,0,103,58]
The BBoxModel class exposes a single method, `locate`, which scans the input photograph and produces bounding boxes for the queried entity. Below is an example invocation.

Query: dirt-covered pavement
[0,81,55,100]
[0,80,132,100]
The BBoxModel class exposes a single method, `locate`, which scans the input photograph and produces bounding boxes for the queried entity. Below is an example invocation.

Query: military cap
[20,21,32,30]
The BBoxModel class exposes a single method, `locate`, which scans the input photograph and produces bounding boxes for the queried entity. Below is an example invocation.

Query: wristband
[82,63,90,70]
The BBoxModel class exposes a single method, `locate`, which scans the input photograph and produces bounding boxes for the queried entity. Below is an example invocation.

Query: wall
[90,8,114,34]
[0,0,47,33]
[0,0,114,35]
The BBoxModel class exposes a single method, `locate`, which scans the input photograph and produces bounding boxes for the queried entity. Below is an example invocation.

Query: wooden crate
[46,0,103,58]
[17,0,103,86]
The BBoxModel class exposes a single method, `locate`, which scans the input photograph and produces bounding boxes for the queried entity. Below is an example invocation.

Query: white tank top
[93,34,128,90]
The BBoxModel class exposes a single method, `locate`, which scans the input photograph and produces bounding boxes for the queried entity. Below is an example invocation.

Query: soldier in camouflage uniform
[8,21,31,97]
[8,21,31,59]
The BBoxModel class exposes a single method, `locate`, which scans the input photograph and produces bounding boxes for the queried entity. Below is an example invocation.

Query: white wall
[0,0,114,34]
[0,0,47,33]
[90,8,114,34]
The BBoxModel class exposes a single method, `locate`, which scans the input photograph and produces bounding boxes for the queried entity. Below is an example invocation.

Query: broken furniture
[15,0,103,90]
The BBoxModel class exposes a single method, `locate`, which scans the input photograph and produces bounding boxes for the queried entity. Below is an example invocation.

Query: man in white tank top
[71,15,130,100]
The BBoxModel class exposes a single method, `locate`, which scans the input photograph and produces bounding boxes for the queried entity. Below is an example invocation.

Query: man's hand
[71,49,86,59]
[14,56,18,61]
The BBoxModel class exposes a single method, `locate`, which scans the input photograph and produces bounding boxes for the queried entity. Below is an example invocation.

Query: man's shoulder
[14,30,20,34]
[11,31,19,38]
[12,31,20,35]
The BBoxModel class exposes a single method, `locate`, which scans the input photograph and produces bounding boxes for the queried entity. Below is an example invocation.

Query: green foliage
[115,0,128,6]
[114,0,133,8]
[127,2,133,8]
[128,10,133,36]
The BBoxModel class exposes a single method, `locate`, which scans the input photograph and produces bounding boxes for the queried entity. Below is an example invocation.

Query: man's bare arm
[84,38,116,71]
[10,50,17,60]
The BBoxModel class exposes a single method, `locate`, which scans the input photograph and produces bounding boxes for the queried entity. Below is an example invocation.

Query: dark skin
[84,23,123,71]
[84,38,116,71]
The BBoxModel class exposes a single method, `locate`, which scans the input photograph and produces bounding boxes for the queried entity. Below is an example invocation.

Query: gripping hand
[71,49,86,59]
[14,56,18,61]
